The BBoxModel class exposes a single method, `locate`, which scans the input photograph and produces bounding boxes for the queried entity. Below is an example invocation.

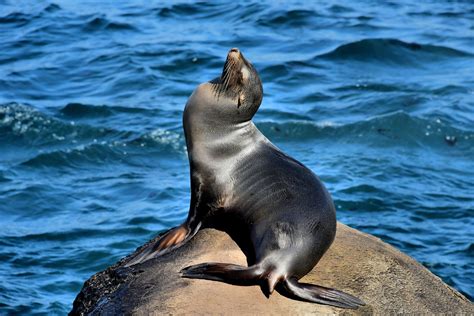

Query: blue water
[1,1,473,313]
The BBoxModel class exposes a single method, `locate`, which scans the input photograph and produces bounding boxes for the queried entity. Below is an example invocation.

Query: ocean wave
[258,109,313,121]
[59,103,155,118]
[151,49,218,73]
[137,128,185,152]
[19,143,125,169]
[258,111,474,149]
[0,103,117,147]
[0,3,61,28]
[82,15,137,32]
[2,226,151,242]
[1,103,185,168]
[156,2,236,20]
[257,9,318,27]
[19,127,185,168]
[319,38,471,65]
[0,171,10,183]
[0,12,32,25]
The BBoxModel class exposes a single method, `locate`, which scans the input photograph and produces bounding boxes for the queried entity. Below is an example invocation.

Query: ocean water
[0,0,473,313]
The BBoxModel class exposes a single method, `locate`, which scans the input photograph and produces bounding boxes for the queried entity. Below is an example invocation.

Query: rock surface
[70,223,472,315]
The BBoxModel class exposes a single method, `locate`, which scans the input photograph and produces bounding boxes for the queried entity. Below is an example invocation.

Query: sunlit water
[0,1,473,313]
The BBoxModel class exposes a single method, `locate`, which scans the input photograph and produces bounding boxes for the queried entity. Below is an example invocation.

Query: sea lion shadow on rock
[124,48,365,309]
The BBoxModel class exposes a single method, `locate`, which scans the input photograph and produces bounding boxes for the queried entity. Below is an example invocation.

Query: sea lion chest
[188,122,266,210]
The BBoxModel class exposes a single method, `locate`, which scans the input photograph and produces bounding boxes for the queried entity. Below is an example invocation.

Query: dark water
[1,0,473,313]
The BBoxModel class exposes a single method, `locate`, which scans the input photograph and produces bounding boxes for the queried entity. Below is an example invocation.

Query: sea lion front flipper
[279,278,365,309]
[125,221,201,267]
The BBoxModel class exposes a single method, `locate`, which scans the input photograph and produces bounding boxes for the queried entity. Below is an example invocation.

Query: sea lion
[125,48,364,309]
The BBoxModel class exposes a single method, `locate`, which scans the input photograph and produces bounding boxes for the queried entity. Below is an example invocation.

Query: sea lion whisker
[223,71,232,90]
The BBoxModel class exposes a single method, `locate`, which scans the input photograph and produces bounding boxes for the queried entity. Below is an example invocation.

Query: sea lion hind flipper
[279,278,365,309]
[181,262,261,286]
[124,222,201,267]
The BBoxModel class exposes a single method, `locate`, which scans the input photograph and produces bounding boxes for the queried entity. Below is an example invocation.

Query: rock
[70,223,473,315]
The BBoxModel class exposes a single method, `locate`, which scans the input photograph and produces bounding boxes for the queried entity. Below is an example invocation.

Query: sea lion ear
[237,93,246,108]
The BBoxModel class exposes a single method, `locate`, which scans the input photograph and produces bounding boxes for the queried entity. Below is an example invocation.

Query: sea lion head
[205,48,263,123]
[184,48,263,133]
[215,48,262,107]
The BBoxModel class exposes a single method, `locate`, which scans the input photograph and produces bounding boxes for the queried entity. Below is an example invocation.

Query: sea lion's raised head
[213,48,263,116]
[184,49,263,127]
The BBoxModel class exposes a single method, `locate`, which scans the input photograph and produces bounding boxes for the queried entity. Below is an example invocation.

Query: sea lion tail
[279,277,365,309]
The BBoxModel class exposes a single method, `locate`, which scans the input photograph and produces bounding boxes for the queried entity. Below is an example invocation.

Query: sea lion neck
[183,100,262,163]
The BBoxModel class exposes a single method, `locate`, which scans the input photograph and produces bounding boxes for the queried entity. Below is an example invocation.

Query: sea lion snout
[228,47,241,60]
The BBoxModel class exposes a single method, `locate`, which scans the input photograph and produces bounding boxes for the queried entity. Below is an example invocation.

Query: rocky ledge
[70,223,472,315]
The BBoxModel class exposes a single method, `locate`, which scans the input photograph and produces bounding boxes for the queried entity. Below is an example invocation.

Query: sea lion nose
[229,47,240,54]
